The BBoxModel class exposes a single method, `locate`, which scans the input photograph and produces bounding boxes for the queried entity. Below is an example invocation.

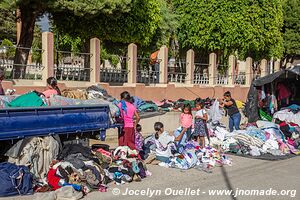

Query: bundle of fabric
[97,146,152,185]
[208,100,225,124]
[46,144,111,194]
[48,95,120,118]
[173,99,195,110]
[86,84,114,102]
[0,95,17,108]
[153,99,174,111]
[35,185,83,200]
[5,136,60,181]
[157,141,232,173]
[61,89,88,100]
[7,91,47,107]
[131,96,158,112]
[273,106,300,126]
[209,120,300,157]
[0,162,33,197]
[46,144,151,195]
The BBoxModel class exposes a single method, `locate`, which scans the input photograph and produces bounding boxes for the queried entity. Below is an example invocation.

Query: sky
[36,14,50,32]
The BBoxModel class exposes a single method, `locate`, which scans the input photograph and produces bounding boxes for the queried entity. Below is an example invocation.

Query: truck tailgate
[0,105,111,140]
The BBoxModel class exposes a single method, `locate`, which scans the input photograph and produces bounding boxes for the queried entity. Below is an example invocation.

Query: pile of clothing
[153,99,175,112]
[273,104,300,126]
[0,95,18,108]
[209,120,300,157]
[164,142,232,172]
[152,98,243,113]
[5,136,61,181]
[132,96,158,113]
[2,141,151,198]
[141,134,232,173]
[0,91,47,108]
[0,85,120,116]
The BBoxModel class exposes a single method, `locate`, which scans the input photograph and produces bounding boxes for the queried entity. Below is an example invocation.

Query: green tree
[0,0,164,78]
[282,0,300,64]
[0,8,16,42]
[174,0,284,62]
[31,25,42,64]
[0,39,15,59]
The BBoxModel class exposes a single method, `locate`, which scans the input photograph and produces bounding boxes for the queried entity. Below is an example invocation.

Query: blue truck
[0,105,121,142]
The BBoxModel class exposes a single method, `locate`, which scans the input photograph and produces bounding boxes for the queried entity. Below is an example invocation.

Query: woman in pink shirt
[118,91,140,150]
[43,77,61,98]
[180,104,193,141]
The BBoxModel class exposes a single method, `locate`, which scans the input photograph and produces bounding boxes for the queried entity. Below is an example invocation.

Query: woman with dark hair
[220,91,241,132]
[118,91,140,149]
[43,77,61,98]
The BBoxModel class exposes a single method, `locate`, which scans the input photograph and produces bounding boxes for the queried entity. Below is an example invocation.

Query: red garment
[47,168,61,190]
[279,122,288,127]
[277,83,291,101]
[289,122,298,127]
[119,127,135,150]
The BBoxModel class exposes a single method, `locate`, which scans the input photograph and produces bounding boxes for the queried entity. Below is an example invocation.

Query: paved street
[2,155,299,200]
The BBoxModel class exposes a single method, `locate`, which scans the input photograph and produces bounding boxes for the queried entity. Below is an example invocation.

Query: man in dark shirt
[0,68,5,95]
[220,91,241,132]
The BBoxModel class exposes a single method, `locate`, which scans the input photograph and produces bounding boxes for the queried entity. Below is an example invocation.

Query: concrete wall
[3,81,250,101]
[2,80,250,102]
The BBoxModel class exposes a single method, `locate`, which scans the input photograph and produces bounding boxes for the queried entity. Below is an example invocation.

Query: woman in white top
[154,122,185,163]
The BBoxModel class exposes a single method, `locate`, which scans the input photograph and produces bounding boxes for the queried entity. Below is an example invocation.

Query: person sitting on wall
[43,77,61,98]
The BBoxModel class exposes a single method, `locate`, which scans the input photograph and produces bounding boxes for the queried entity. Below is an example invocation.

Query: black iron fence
[0,46,44,80]
[54,50,91,81]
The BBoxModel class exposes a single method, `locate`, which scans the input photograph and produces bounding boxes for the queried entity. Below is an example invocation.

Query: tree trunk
[12,7,36,79]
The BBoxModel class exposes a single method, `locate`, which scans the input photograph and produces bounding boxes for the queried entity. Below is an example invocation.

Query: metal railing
[234,73,246,85]
[194,73,209,84]
[168,72,186,83]
[54,50,92,81]
[216,73,228,85]
[0,46,44,80]
[54,66,91,81]
[100,68,128,83]
[194,63,209,84]
[137,56,161,84]
[137,70,160,84]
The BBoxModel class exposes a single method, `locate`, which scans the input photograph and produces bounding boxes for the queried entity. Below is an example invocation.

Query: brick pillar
[274,59,281,72]
[127,43,137,84]
[209,53,217,86]
[260,59,268,77]
[42,32,54,83]
[90,38,101,83]
[228,55,236,86]
[185,49,195,85]
[245,57,253,86]
[158,45,168,84]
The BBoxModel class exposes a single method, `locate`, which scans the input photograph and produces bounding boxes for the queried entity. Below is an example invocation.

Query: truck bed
[0,105,120,141]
